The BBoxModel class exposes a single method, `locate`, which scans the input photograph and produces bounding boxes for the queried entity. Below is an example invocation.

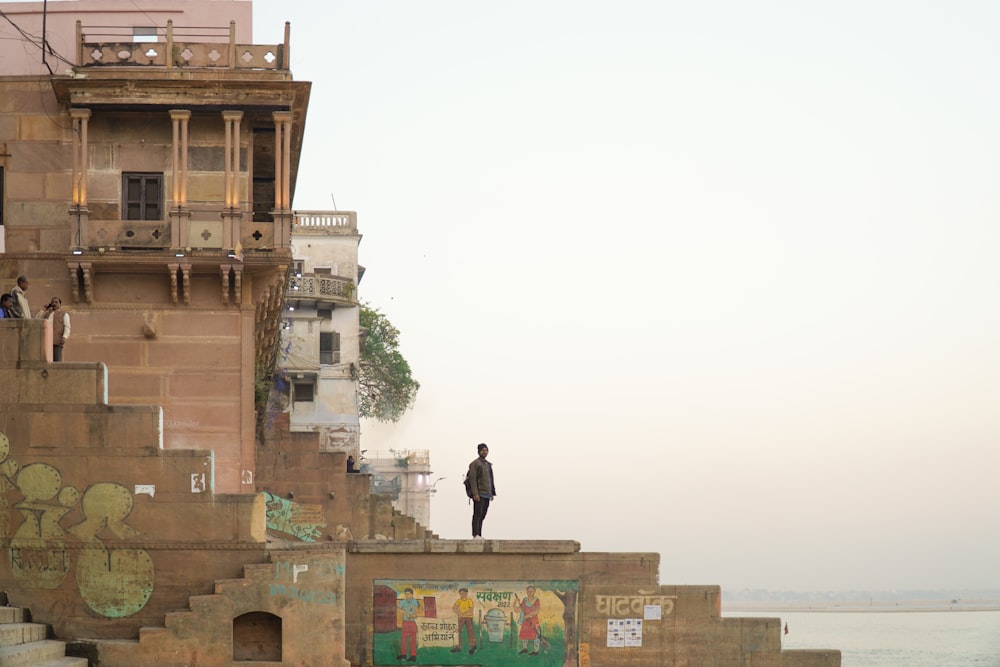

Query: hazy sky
[252,1,1000,593]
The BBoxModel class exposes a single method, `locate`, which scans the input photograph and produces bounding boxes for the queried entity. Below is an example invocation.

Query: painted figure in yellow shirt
[451,587,477,655]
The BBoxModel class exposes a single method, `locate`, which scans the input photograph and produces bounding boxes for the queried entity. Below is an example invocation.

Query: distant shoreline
[725,600,1000,613]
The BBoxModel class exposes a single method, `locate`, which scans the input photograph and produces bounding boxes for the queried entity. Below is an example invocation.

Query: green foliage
[358,302,420,422]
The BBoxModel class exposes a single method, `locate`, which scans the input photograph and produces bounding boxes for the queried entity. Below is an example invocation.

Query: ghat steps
[0,606,86,667]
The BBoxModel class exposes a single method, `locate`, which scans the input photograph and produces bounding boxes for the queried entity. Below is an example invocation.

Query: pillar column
[272,110,294,249]
[222,110,244,253]
[69,108,91,251]
[169,109,192,251]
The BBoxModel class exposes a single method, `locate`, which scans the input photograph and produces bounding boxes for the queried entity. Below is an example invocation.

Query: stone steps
[0,607,85,666]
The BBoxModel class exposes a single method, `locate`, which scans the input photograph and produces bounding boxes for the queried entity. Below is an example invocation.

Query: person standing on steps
[0,294,15,317]
[468,443,496,539]
[37,296,70,361]
[9,275,29,318]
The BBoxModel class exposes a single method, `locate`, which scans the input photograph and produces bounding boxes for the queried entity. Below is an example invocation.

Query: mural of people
[451,587,477,655]
[517,586,542,655]
[397,587,421,662]
[374,580,576,666]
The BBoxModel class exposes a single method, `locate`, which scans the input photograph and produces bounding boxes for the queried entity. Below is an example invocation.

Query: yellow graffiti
[0,432,19,538]
[11,463,77,589]
[0,431,155,618]
[69,483,154,617]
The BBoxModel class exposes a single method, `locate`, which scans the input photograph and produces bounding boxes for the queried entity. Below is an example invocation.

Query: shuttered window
[123,173,162,220]
[319,331,340,365]
[293,382,314,402]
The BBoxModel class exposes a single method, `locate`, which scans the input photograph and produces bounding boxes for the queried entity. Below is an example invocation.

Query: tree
[358,302,420,422]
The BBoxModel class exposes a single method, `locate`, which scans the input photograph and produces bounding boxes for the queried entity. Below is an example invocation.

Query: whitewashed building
[281,211,363,451]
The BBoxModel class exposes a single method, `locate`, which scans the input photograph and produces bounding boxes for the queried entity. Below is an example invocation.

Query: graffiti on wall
[263,491,326,542]
[0,431,154,617]
[373,579,579,667]
[269,558,344,607]
[594,593,677,617]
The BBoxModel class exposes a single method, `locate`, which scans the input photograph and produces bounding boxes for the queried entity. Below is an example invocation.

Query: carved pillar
[221,264,231,305]
[272,111,294,250]
[180,264,192,305]
[169,110,192,251]
[222,110,244,254]
[233,265,243,305]
[79,263,93,303]
[272,111,292,211]
[69,108,91,250]
[168,263,179,304]
[68,262,80,303]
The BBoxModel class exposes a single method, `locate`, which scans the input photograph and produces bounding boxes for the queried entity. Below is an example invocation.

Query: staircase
[390,506,439,540]
[92,550,349,667]
[0,606,86,666]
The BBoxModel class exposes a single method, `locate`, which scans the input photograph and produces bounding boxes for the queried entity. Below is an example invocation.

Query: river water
[726,610,1000,666]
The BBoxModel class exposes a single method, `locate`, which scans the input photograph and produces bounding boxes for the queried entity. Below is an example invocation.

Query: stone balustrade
[287,274,355,303]
[293,211,358,233]
[76,19,288,70]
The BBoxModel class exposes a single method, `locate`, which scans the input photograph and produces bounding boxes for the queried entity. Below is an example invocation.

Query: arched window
[233,611,282,661]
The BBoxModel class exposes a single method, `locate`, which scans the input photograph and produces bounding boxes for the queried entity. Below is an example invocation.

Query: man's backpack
[463,472,474,499]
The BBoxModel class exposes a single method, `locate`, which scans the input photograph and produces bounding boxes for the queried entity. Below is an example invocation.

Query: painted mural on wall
[0,431,154,617]
[373,579,579,667]
[262,491,326,541]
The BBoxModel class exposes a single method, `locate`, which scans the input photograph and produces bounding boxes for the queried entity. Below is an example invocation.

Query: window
[293,382,314,402]
[132,27,158,43]
[123,173,162,220]
[319,332,340,365]
[317,308,333,320]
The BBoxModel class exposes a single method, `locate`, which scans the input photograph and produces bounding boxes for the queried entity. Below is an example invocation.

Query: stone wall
[0,309,840,667]
[95,548,350,667]
[342,541,840,667]
[256,411,430,542]
[0,318,269,639]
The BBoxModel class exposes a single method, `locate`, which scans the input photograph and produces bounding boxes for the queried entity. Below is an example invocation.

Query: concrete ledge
[350,539,580,554]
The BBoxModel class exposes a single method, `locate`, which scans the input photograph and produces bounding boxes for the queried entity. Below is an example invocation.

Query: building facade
[1,0,307,494]
[364,449,438,529]
[280,211,363,452]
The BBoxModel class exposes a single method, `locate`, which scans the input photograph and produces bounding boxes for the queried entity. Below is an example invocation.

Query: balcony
[293,211,358,236]
[76,20,288,71]
[72,206,291,255]
[287,273,356,308]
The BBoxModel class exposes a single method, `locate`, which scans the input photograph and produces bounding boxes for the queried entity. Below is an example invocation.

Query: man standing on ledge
[468,443,496,539]
[37,296,70,361]
[10,275,29,318]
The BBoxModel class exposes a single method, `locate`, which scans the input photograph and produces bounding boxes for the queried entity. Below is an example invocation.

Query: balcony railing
[76,20,288,70]
[71,208,355,254]
[293,211,358,234]
[288,274,356,303]
[72,208,291,255]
